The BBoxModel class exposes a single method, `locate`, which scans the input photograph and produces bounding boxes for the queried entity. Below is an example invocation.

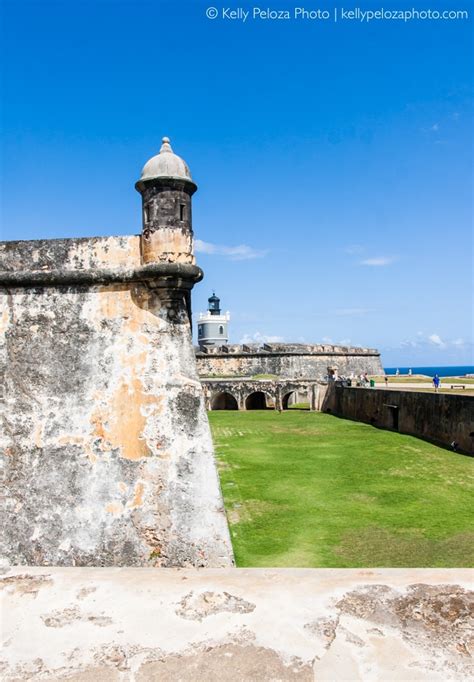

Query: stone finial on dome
[137,136,194,185]
[160,136,173,153]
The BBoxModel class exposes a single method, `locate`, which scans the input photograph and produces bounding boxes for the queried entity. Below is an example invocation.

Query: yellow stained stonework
[0,235,233,568]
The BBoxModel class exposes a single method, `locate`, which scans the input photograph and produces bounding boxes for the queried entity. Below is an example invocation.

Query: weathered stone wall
[0,236,233,567]
[323,385,474,454]
[196,343,383,379]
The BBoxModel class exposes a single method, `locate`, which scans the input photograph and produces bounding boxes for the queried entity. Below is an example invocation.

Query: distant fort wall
[323,385,474,454]
[196,343,384,379]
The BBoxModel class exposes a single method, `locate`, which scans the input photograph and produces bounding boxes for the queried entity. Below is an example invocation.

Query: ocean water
[384,366,474,378]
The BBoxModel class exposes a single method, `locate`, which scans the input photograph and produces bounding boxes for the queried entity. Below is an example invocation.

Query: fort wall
[196,343,384,379]
[323,385,474,454]
[0,236,233,567]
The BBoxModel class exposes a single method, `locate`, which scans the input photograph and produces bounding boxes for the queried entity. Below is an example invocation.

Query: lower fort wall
[0,236,233,568]
[323,385,474,454]
[196,349,383,379]
[201,378,326,411]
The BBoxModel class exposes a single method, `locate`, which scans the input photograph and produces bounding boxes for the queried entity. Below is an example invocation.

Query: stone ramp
[1,568,472,680]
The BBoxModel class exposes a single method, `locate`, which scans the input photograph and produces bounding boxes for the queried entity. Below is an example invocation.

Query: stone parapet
[2,567,472,681]
[196,342,380,356]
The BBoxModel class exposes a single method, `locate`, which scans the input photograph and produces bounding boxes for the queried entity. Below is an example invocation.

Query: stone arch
[282,391,297,410]
[245,391,271,410]
[211,391,239,410]
[281,384,310,410]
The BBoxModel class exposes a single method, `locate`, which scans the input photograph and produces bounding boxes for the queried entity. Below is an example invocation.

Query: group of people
[337,372,443,392]
[333,372,372,387]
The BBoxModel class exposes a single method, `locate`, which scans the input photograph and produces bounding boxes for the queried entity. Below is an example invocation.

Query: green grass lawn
[371,374,431,382]
[209,410,474,568]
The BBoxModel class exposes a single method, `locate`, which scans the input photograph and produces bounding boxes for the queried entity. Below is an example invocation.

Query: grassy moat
[209,410,474,568]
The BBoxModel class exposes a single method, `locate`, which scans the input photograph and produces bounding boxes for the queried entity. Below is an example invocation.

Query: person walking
[433,374,440,392]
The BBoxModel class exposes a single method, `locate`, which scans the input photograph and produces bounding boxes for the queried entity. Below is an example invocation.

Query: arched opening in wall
[282,391,310,410]
[211,392,238,410]
[282,391,296,410]
[245,392,269,410]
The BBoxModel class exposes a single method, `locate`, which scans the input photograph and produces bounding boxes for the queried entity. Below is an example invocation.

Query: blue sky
[1,0,472,366]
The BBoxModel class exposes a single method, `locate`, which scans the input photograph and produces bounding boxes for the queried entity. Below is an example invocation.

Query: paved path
[373,382,473,393]
[375,382,438,389]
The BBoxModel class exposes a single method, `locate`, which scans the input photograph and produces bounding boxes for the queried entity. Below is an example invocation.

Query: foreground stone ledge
[1,567,472,681]
[0,262,203,288]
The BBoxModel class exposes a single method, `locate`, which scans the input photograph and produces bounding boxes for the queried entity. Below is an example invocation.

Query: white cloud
[394,334,470,353]
[240,331,285,344]
[400,339,420,348]
[195,239,267,260]
[321,336,333,344]
[345,244,364,255]
[359,256,394,266]
[428,333,447,348]
[421,123,440,134]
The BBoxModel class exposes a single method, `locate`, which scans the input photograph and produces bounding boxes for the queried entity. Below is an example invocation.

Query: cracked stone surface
[176,590,256,621]
[1,567,472,681]
[41,606,113,628]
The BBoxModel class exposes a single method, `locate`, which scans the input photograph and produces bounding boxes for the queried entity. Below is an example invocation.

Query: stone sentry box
[0,139,234,567]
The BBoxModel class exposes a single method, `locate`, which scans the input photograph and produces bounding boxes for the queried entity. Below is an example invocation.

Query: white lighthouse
[197,293,230,348]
